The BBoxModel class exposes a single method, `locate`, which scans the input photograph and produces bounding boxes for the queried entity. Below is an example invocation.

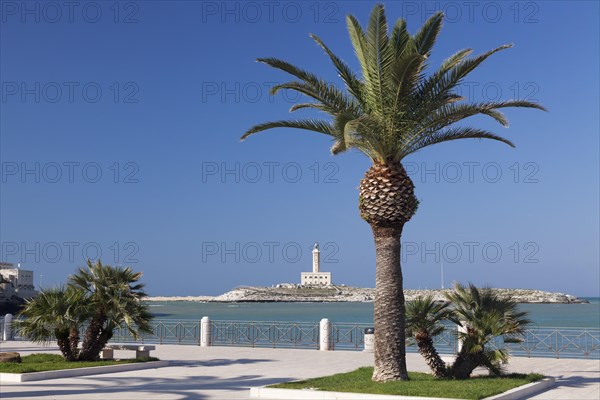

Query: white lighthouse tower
[312,243,320,273]
[301,243,332,285]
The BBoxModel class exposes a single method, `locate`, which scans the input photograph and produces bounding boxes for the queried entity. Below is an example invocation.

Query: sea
[147,298,600,328]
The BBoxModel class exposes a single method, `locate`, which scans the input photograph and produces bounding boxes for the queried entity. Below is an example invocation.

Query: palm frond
[417,45,513,113]
[271,81,359,115]
[257,57,321,86]
[241,119,336,140]
[346,14,370,84]
[390,53,426,120]
[390,18,411,57]
[310,34,365,104]
[330,113,360,154]
[401,127,514,159]
[289,102,329,113]
[481,100,547,112]
[414,12,444,58]
[364,4,394,116]
[439,49,473,74]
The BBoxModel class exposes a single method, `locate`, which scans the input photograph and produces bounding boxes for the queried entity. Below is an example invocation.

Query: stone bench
[100,345,155,360]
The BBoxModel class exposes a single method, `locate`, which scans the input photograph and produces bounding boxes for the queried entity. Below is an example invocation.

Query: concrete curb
[250,387,450,399]
[249,377,555,400]
[484,377,555,399]
[0,360,169,382]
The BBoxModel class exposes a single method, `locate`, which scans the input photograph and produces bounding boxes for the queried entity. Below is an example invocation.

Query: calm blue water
[147,298,600,328]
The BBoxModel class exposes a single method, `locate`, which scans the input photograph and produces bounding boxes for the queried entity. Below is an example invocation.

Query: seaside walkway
[0,341,598,399]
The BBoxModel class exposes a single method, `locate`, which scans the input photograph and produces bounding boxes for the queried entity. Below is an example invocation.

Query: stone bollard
[363,327,374,352]
[200,316,210,347]
[319,318,331,351]
[3,314,13,341]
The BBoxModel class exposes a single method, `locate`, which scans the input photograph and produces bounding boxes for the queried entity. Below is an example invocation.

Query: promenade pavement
[0,341,598,399]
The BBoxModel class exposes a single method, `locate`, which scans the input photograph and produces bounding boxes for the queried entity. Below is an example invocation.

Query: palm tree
[241,4,545,381]
[70,260,153,361]
[15,286,88,361]
[446,283,531,379]
[406,296,455,378]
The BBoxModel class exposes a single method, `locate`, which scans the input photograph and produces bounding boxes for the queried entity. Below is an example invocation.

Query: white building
[300,243,332,285]
[0,262,38,299]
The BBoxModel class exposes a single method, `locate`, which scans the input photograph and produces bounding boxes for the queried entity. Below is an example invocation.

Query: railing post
[2,314,13,341]
[198,320,202,346]
[363,327,375,352]
[319,318,331,351]
[200,316,211,347]
[160,322,164,345]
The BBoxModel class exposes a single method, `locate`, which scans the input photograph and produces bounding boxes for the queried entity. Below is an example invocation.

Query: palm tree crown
[446,283,531,340]
[446,283,532,377]
[241,4,545,164]
[16,260,153,362]
[69,260,153,361]
[70,259,153,340]
[406,295,456,338]
[15,286,88,360]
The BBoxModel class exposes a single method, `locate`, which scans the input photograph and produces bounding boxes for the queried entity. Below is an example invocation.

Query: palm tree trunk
[415,332,448,378]
[56,337,73,361]
[79,315,106,361]
[69,327,80,360]
[55,331,77,361]
[372,225,409,382]
[96,327,114,355]
[450,349,482,379]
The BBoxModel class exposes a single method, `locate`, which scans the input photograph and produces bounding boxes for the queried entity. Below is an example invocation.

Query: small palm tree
[241,3,544,381]
[70,260,153,361]
[15,286,88,361]
[446,283,531,379]
[406,296,455,378]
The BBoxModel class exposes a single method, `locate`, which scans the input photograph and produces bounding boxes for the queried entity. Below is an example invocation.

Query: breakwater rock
[147,285,588,304]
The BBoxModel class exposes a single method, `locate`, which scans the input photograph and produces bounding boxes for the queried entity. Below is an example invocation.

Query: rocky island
[147,284,588,304]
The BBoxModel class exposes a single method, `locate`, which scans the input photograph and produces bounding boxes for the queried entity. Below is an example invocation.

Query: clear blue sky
[1,1,598,297]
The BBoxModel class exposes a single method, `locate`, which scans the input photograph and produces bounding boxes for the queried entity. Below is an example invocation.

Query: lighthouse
[300,242,332,285]
[312,242,320,273]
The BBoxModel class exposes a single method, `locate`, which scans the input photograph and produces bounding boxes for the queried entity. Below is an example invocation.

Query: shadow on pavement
[0,372,294,400]
[553,375,600,389]
[169,358,273,367]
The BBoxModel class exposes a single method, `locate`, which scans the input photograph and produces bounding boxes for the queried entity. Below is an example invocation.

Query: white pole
[319,318,331,351]
[363,328,374,352]
[3,314,13,341]
[441,262,444,290]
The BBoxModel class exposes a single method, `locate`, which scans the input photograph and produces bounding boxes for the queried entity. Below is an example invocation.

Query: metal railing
[4,316,599,359]
[331,323,367,351]
[109,319,600,359]
[211,320,320,349]
[112,319,203,345]
[112,319,322,349]
[491,326,600,359]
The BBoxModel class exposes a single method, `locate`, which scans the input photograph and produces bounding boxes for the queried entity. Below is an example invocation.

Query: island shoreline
[146,286,589,304]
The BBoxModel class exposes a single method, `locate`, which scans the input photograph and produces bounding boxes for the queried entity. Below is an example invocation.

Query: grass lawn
[270,367,544,400]
[0,353,159,374]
